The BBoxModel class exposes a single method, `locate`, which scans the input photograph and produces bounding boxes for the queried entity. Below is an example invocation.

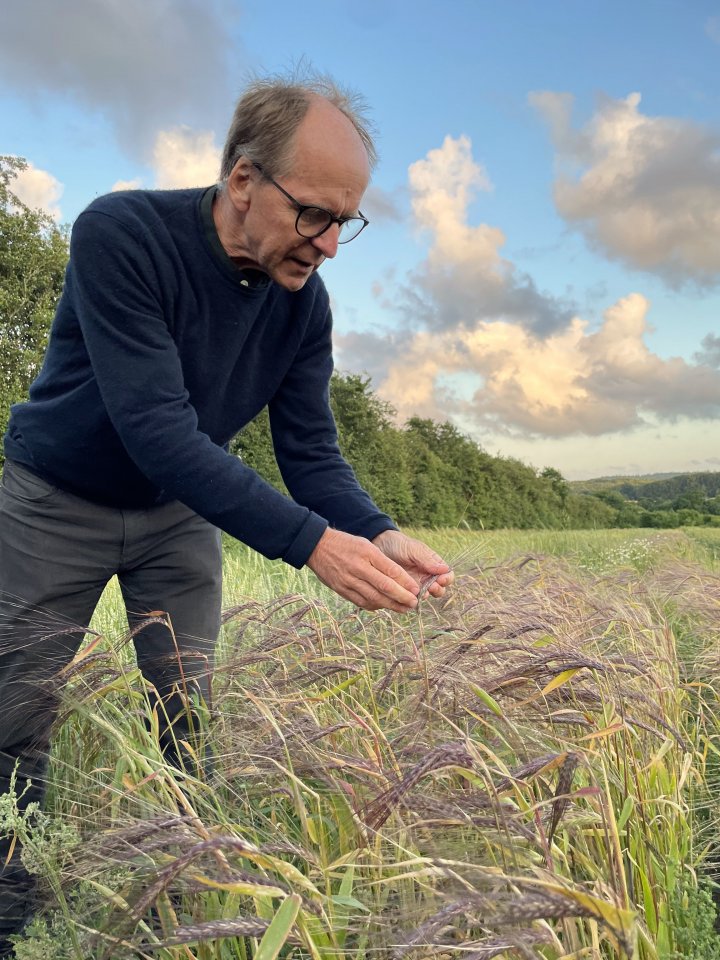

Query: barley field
[4,528,720,959]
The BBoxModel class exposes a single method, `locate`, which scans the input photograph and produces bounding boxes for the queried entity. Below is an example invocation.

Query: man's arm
[267,300,397,542]
[268,299,453,610]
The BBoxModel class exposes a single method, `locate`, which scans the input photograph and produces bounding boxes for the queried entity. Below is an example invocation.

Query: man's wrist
[372,529,401,548]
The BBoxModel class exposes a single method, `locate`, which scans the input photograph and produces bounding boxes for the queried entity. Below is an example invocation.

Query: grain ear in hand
[417,543,480,601]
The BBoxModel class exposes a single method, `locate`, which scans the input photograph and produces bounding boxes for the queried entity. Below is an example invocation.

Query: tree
[0,156,69,439]
[540,466,569,507]
[673,485,705,512]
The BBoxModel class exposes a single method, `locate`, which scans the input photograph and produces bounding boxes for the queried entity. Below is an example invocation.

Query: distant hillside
[571,473,681,493]
[571,472,720,501]
[568,471,720,528]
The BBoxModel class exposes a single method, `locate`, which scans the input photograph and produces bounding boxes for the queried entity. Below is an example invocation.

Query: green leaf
[469,683,504,717]
[330,894,371,914]
[254,893,302,960]
[617,795,634,831]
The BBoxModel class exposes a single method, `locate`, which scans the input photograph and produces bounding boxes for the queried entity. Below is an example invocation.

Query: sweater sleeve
[69,209,328,568]
[268,298,398,541]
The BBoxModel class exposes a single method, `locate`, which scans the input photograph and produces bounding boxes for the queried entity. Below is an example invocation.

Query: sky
[2,0,719,480]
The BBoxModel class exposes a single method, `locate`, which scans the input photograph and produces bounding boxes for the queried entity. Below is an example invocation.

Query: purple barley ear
[418,573,440,600]
[417,543,480,600]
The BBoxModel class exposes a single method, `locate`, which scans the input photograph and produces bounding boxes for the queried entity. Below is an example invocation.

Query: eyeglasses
[253,163,369,243]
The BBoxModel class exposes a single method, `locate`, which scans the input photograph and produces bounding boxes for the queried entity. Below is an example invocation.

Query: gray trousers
[0,460,223,947]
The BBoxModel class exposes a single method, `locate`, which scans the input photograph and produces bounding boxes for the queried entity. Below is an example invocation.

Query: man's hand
[307,528,422,613]
[306,528,455,612]
[372,530,454,600]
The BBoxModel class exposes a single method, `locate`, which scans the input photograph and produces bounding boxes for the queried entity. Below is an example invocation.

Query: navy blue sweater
[5,186,395,567]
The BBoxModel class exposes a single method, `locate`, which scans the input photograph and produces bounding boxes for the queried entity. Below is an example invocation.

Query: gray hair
[219,70,377,181]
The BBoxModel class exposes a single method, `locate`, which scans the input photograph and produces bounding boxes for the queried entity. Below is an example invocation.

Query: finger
[359,567,419,609]
[426,581,446,598]
[345,583,417,614]
[434,571,455,587]
[334,556,418,610]
[419,570,454,599]
[368,550,421,596]
[406,546,451,577]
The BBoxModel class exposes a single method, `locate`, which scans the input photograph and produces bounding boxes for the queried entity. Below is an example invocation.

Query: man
[0,74,452,951]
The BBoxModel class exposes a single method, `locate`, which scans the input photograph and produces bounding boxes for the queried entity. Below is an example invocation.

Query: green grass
[5,528,720,959]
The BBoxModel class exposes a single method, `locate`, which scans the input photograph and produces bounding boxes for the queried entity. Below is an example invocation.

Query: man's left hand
[372,530,454,600]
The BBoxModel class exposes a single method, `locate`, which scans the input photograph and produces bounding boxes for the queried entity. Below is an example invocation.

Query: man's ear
[225,157,254,213]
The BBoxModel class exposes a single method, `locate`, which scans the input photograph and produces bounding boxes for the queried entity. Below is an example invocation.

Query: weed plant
[4,529,720,959]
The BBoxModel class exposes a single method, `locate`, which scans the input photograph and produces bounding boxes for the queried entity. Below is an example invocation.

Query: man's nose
[311,223,340,259]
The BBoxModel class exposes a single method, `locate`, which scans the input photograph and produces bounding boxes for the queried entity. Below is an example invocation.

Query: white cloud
[530,90,720,286]
[339,293,720,438]
[410,134,493,241]
[11,161,63,220]
[111,178,143,192]
[400,135,574,333]
[110,126,221,193]
[336,135,720,442]
[152,128,221,189]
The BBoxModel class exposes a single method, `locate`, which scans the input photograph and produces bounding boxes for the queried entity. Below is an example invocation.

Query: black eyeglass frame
[252,162,369,243]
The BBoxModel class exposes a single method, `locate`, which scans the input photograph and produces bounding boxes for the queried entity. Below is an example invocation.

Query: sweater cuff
[358,519,400,542]
[283,512,329,569]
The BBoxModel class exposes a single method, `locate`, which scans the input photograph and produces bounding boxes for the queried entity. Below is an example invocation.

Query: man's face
[230,100,370,292]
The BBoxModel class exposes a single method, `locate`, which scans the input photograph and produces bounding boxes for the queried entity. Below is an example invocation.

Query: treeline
[571,473,720,529]
[232,373,617,530]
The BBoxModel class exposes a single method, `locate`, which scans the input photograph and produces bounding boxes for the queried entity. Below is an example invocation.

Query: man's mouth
[289,256,321,270]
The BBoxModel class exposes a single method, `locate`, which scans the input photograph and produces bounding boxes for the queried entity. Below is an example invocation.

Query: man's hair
[219,70,377,180]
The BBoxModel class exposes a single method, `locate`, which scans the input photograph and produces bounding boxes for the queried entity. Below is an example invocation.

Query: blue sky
[2,0,719,479]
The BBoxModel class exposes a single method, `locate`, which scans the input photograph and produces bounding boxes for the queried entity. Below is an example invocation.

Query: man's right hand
[306,527,420,613]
